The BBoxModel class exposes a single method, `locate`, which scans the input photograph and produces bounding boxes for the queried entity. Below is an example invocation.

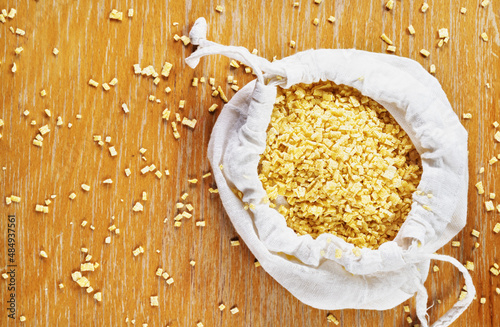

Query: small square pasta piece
[421,3,429,12]
[215,5,224,13]
[465,261,474,271]
[150,296,159,307]
[128,9,134,17]
[481,0,490,7]
[485,201,495,211]
[93,292,102,301]
[493,223,500,234]
[420,49,430,57]
[327,16,336,23]
[109,9,123,21]
[460,7,467,14]
[462,113,472,119]
[208,104,218,112]
[387,45,396,53]
[230,306,239,314]
[109,146,117,157]
[438,28,449,39]
[481,32,489,42]
[471,229,480,237]
[408,25,416,35]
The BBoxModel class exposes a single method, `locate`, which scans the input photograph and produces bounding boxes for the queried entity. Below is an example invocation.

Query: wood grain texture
[0,0,499,326]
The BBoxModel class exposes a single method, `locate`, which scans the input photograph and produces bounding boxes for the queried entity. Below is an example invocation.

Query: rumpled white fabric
[186,17,475,327]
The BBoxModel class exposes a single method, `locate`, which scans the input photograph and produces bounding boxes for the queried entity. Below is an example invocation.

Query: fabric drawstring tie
[406,253,475,327]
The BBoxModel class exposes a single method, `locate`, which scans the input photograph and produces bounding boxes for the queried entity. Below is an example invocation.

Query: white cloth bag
[186,18,475,327]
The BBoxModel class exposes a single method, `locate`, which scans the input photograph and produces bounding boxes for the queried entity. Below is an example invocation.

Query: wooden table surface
[1,0,499,326]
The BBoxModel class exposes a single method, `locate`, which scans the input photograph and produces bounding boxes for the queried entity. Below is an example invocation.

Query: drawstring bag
[186,18,475,327]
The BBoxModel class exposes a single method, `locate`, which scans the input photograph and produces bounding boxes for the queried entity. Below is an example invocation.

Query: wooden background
[1,0,499,326]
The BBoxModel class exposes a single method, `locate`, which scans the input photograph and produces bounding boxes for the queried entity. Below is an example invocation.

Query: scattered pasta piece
[327,313,340,325]
[408,25,416,35]
[182,117,197,129]
[132,202,144,212]
[180,35,191,46]
[438,28,449,39]
[40,250,48,258]
[81,184,91,192]
[88,79,99,87]
[132,246,145,256]
[429,64,436,74]
[380,34,393,45]
[385,0,394,10]
[208,104,218,112]
[420,49,430,57]
[109,9,123,21]
[215,5,224,13]
[109,146,117,157]
[421,3,429,12]
[93,292,102,302]
[150,296,159,307]
[481,0,490,7]
[475,182,484,194]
